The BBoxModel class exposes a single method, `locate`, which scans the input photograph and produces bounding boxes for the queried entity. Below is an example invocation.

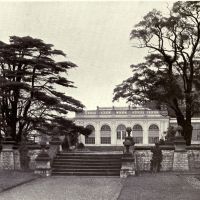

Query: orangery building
[74,107,200,146]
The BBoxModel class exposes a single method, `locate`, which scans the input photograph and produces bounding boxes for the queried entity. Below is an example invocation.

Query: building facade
[170,118,200,144]
[75,107,170,146]
[74,106,200,146]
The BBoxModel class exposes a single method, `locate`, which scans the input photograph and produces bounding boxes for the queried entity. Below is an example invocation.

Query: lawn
[0,170,38,192]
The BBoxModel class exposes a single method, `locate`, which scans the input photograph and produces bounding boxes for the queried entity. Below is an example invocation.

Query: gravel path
[1,173,200,200]
[0,176,123,200]
[118,173,200,200]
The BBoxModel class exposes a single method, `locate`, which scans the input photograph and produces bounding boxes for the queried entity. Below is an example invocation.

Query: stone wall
[135,149,175,172]
[0,136,62,172]
[0,150,15,170]
[13,149,21,170]
[1,143,200,173]
[135,150,152,171]
[134,146,200,172]
[134,148,174,172]
[187,147,200,171]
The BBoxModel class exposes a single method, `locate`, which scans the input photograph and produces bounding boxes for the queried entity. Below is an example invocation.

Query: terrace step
[52,152,122,176]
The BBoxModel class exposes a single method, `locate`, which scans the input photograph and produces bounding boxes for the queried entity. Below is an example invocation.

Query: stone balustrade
[76,107,165,118]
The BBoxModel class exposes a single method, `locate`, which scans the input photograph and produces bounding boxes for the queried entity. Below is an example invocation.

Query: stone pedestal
[120,156,135,178]
[121,127,135,178]
[173,136,189,171]
[0,136,16,170]
[173,151,189,171]
[34,150,51,176]
[174,136,186,152]
[49,136,62,161]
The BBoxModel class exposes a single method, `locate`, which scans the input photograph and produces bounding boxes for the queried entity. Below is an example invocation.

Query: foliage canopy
[0,36,90,143]
[113,1,200,145]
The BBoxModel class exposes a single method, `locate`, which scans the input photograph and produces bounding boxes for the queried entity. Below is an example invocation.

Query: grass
[0,170,39,192]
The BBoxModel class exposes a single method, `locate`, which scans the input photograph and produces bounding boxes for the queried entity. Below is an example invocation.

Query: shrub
[165,126,176,142]
[77,142,85,149]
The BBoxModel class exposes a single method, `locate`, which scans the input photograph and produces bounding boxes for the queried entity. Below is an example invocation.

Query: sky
[0,0,173,114]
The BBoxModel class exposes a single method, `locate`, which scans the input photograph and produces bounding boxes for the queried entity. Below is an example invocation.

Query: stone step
[52,168,120,172]
[53,158,121,162]
[57,153,122,156]
[86,146,123,152]
[58,151,122,153]
[52,165,121,169]
[52,152,122,176]
[56,155,122,159]
[52,163,121,167]
[52,171,120,176]
[54,158,121,162]
[53,162,121,167]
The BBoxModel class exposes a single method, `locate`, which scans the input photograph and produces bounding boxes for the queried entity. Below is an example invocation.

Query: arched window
[116,124,126,140]
[148,124,159,144]
[100,125,111,144]
[85,125,95,144]
[132,124,143,144]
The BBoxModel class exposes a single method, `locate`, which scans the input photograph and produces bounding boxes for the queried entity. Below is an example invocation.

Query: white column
[163,119,170,139]
[80,134,85,145]
[95,121,100,145]
[111,121,117,145]
[143,122,148,144]
[160,120,169,139]
[164,119,170,131]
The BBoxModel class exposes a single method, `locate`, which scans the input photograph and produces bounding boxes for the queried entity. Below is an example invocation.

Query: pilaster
[111,120,117,145]
[95,121,101,145]
[143,121,148,144]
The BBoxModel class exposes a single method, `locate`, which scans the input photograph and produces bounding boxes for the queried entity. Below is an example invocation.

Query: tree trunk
[176,115,192,146]
[184,93,193,146]
[183,122,193,146]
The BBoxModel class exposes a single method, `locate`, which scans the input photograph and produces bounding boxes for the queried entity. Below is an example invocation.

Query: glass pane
[101,137,111,144]
[133,137,143,144]
[149,124,159,131]
[85,137,95,144]
[101,125,111,131]
[117,131,121,139]
[117,124,126,131]
[122,131,126,139]
[101,131,111,137]
[148,137,159,144]
[133,124,142,131]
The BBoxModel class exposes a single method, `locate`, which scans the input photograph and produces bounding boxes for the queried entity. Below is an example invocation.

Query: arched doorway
[116,124,126,140]
[148,124,159,144]
[85,125,95,144]
[100,125,111,144]
[132,124,143,144]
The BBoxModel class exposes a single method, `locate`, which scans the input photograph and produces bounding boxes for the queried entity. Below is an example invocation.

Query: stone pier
[172,130,189,171]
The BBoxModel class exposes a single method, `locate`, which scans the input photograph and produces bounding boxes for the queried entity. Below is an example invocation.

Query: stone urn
[123,127,134,156]
[175,125,183,137]
[174,126,186,152]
